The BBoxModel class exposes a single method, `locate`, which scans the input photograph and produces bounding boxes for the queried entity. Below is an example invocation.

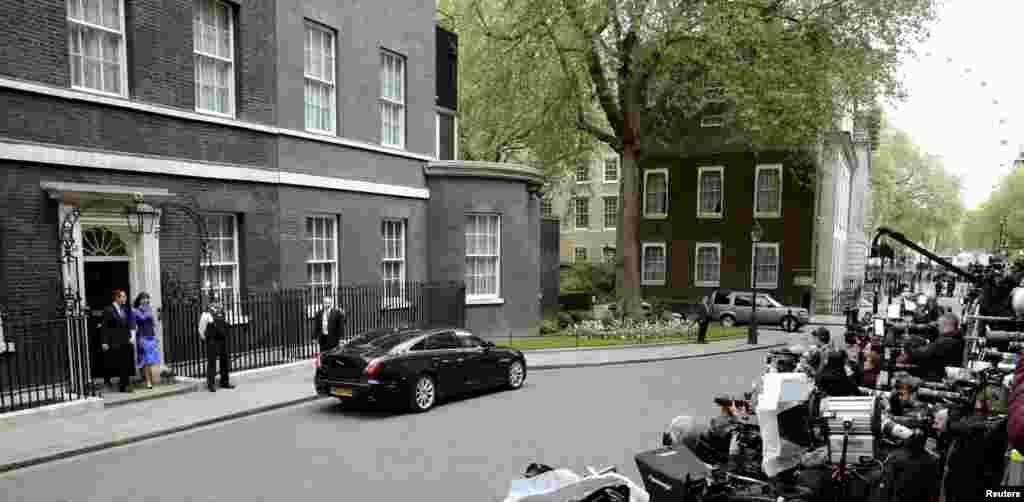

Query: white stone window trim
[602,246,616,264]
[603,195,618,230]
[66,0,129,98]
[465,213,502,302]
[753,164,783,219]
[540,197,553,218]
[0,76,436,163]
[696,166,724,219]
[380,50,406,149]
[575,162,590,184]
[751,242,780,290]
[305,214,339,299]
[193,0,235,118]
[304,22,337,135]
[603,157,619,183]
[641,242,667,286]
[694,242,721,287]
[381,218,408,308]
[643,168,669,219]
[573,197,589,230]
[202,213,246,323]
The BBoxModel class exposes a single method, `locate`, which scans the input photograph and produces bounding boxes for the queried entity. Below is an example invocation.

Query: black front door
[84,261,130,379]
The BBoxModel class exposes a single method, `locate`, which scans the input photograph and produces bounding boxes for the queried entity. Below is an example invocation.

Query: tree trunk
[615,110,643,317]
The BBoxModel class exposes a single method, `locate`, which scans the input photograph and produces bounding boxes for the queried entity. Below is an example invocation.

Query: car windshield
[347,330,420,350]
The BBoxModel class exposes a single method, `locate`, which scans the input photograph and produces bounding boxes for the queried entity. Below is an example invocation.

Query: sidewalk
[0,329,805,473]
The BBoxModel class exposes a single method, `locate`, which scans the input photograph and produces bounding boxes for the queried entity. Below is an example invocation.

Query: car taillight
[365,358,383,377]
[314,352,321,370]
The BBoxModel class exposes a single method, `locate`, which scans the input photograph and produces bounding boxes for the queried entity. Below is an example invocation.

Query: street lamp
[125,194,160,235]
[750,220,764,345]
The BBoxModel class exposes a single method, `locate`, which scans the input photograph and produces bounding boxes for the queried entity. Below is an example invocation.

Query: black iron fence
[0,311,95,413]
[825,282,864,315]
[161,281,466,379]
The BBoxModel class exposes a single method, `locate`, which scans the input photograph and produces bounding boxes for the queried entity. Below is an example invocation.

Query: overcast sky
[885,0,1023,210]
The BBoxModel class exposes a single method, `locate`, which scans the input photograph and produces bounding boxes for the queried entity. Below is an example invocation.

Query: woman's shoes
[146,384,153,390]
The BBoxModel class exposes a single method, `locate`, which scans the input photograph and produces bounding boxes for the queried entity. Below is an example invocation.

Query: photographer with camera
[896,312,965,381]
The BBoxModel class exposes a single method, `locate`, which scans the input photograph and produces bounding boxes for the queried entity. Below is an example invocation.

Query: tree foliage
[961,166,1024,256]
[869,118,965,255]
[448,0,938,313]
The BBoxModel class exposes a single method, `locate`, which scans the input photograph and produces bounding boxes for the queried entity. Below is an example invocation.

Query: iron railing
[0,311,95,413]
[160,281,467,379]
[825,282,864,315]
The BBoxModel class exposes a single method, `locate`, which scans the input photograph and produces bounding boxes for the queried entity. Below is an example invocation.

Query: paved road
[1,351,767,502]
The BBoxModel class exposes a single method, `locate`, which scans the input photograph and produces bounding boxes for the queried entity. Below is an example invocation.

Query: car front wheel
[781,316,797,333]
[409,374,437,413]
[506,360,526,390]
[720,315,736,328]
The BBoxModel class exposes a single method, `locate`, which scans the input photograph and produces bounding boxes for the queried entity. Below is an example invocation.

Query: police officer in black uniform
[198,299,235,392]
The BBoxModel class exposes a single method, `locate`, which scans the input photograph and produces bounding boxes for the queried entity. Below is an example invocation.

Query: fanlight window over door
[83,227,128,257]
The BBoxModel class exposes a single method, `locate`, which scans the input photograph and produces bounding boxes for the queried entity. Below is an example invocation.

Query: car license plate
[331,387,353,397]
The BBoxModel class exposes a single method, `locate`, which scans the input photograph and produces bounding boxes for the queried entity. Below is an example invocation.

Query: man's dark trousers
[698,317,710,343]
[206,336,230,388]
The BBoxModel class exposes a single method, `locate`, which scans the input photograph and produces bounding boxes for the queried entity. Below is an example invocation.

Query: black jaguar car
[314,327,527,412]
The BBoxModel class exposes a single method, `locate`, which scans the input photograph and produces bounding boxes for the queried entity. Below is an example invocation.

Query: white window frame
[573,197,589,230]
[66,0,129,97]
[381,218,408,308]
[435,111,459,161]
[540,197,552,218]
[202,213,243,321]
[574,246,588,263]
[641,242,667,286]
[704,82,725,104]
[696,166,724,219]
[754,164,783,219]
[603,157,619,183]
[305,214,339,300]
[751,242,780,290]
[700,115,724,128]
[193,0,235,117]
[575,162,590,184]
[643,168,669,219]
[602,246,616,264]
[304,22,337,135]
[694,242,721,287]
[380,50,406,149]
[465,214,502,303]
[603,195,618,230]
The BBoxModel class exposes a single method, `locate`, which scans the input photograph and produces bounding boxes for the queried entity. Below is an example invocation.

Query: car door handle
[456,357,465,363]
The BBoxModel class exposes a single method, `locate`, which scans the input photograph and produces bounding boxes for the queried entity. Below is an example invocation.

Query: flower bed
[565,317,698,341]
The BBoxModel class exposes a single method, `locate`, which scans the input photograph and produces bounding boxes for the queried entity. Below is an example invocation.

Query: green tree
[869,119,965,255]
[961,168,1024,255]
[451,0,937,315]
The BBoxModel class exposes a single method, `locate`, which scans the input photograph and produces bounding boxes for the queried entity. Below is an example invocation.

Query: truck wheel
[720,315,736,328]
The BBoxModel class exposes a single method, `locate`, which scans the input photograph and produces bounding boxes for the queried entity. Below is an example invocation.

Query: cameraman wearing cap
[896,312,964,381]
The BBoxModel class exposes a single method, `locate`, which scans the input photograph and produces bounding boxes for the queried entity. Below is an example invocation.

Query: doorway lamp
[749,220,763,345]
[125,194,213,305]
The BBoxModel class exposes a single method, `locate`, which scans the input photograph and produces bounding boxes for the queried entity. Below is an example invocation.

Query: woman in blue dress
[132,292,161,389]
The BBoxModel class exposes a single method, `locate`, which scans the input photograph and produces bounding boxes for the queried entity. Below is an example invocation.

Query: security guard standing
[198,299,235,392]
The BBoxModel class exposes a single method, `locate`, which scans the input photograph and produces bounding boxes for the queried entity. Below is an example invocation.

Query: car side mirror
[482,340,495,349]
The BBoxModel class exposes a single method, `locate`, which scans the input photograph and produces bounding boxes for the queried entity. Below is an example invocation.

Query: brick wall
[1,89,275,168]
[235,0,277,124]
[0,0,68,87]
[127,0,195,110]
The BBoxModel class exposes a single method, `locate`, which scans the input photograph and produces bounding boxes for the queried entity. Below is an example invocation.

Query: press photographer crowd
[501,229,1024,502]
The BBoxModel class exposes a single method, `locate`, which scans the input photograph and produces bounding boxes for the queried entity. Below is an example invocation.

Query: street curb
[519,337,743,354]
[527,342,788,371]
[0,394,326,474]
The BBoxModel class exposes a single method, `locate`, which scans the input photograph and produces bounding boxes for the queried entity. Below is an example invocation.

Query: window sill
[305,127,337,136]
[643,214,668,220]
[194,107,236,120]
[753,212,781,219]
[381,298,412,311]
[697,213,723,219]
[71,85,127,100]
[380,143,406,151]
[695,281,720,288]
[603,179,618,184]
[466,297,504,306]
[641,281,666,287]
[753,284,779,291]
[603,227,616,231]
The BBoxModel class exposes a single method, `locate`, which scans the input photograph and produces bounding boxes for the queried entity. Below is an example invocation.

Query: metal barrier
[0,312,94,413]
[160,281,467,379]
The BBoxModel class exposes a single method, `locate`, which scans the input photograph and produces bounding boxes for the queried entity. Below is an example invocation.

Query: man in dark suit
[313,296,346,352]
[101,289,135,393]
[198,299,235,392]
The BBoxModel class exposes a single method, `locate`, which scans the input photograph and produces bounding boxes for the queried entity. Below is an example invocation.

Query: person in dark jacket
[102,289,135,393]
[815,350,859,396]
[898,312,964,381]
[198,300,234,392]
[1008,352,1024,452]
[312,296,346,352]
[697,295,712,344]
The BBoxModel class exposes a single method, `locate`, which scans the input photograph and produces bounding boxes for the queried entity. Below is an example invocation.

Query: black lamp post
[749,220,764,345]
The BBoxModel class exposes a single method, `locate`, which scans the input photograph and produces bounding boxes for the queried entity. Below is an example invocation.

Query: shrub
[556,311,574,328]
[540,319,560,335]
[564,317,698,340]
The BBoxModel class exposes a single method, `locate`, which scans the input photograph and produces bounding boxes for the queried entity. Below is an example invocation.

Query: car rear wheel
[506,361,526,390]
[781,316,797,333]
[720,315,736,328]
[409,374,436,413]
